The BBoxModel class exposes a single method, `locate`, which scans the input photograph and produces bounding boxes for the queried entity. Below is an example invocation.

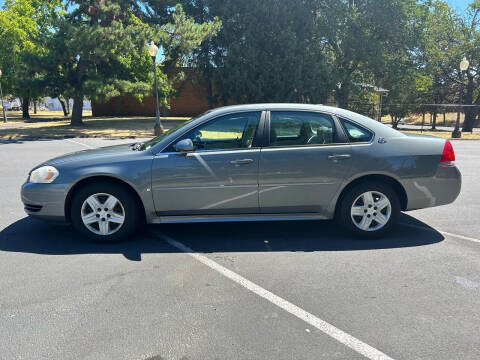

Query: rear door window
[269,111,336,147]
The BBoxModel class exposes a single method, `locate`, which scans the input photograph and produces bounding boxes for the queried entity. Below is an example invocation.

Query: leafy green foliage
[0,1,219,124]
[182,0,332,105]
[1,0,480,132]
[0,0,61,117]
[317,0,427,108]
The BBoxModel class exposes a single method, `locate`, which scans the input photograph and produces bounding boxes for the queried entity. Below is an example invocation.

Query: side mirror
[174,138,194,154]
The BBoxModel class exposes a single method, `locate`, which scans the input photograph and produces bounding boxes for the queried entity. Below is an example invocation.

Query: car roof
[206,103,333,114]
[150,103,404,153]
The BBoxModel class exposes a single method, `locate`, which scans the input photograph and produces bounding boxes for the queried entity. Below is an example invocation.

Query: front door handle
[229,158,254,165]
[328,154,351,160]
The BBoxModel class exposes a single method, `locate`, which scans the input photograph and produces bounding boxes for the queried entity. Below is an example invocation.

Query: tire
[70,181,140,242]
[337,181,400,239]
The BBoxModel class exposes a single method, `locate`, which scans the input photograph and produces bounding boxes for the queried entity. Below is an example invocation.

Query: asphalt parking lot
[1,137,480,360]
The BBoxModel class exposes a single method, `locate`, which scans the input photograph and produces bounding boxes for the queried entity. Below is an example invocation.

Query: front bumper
[21,182,70,222]
[404,164,462,211]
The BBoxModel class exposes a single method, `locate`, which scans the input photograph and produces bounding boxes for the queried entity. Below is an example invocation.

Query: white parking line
[400,223,480,244]
[65,138,96,149]
[155,233,395,360]
[440,231,480,244]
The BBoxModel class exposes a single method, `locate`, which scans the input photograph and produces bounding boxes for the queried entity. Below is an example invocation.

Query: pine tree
[52,1,219,125]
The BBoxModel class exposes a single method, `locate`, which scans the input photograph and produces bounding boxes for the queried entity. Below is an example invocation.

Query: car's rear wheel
[337,182,400,238]
[71,182,140,242]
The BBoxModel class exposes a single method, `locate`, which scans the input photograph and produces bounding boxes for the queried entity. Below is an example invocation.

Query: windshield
[140,118,195,151]
[140,111,213,151]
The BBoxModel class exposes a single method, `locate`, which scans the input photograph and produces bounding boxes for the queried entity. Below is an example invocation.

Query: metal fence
[342,102,480,130]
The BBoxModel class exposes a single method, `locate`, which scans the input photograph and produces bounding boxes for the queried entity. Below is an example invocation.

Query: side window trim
[160,110,265,154]
[252,110,267,148]
[265,110,348,148]
[331,115,349,143]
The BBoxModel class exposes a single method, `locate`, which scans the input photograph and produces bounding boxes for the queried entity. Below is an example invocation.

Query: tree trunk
[463,110,475,132]
[391,115,398,129]
[66,98,70,115]
[21,97,30,119]
[33,102,37,114]
[70,59,86,126]
[71,94,84,126]
[443,111,446,126]
[59,98,68,116]
[207,78,216,108]
[431,111,437,130]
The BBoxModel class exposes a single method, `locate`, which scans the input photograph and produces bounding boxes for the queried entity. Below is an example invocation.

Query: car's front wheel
[71,182,140,242]
[337,182,400,238]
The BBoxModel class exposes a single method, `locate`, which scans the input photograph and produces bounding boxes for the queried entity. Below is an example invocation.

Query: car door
[259,110,352,216]
[151,111,264,215]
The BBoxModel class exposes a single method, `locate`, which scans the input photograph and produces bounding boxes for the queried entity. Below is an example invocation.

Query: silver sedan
[21,104,461,241]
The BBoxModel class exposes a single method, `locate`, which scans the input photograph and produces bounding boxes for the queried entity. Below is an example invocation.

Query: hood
[40,143,136,167]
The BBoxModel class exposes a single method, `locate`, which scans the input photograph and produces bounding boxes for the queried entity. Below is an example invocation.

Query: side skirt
[149,213,327,224]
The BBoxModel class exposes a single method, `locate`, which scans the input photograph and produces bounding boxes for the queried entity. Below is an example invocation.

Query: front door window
[169,112,261,152]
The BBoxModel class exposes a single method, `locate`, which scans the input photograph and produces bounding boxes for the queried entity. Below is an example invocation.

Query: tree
[48,1,153,125]
[421,0,480,132]
[383,67,432,128]
[0,0,59,118]
[182,0,332,105]
[457,1,480,132]
[49,1,219,126]
[316,0,427,109]
[421,1,461,129]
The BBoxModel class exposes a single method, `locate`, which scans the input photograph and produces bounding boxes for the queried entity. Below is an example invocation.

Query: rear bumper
[404,164,461,211]
[21,182,69,222]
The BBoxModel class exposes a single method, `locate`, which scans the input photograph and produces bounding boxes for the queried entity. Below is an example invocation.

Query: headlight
[29,166,59,183]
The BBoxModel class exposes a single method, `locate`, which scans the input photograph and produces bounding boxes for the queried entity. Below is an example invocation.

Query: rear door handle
[229,158,254,165]
[328,154,351,160]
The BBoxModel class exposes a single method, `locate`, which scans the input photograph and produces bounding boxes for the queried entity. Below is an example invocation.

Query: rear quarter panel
[328,135,457,214]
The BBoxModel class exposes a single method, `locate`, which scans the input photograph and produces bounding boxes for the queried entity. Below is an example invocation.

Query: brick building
[91,71,214,117]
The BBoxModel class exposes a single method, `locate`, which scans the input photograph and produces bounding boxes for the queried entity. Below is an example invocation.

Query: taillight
[440,139,455,163]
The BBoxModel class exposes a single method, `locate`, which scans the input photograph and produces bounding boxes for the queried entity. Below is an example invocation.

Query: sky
[446,0,471,11]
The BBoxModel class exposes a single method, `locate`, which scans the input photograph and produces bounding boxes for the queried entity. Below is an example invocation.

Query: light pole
[0,70,7,123]
[148,42,164,136]
[452,57,469,138]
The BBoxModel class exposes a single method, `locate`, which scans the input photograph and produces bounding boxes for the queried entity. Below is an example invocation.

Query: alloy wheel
[350,191,391,232]
[81,193,125,236]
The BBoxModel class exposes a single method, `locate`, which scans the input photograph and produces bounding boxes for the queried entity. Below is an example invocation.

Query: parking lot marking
[65,139,96,149]
[156,233,395,360]
[439,230,480,244]
[400,223,480,244]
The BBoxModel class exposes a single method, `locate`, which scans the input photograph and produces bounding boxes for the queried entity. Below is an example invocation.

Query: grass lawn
[380,112,466,127]
[399,129,480,139]
[0,111,190,139]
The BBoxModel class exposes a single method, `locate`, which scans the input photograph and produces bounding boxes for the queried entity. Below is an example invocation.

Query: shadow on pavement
[0,213,444,261]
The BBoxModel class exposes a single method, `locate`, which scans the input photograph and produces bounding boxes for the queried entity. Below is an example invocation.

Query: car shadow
[0,213,444,261]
